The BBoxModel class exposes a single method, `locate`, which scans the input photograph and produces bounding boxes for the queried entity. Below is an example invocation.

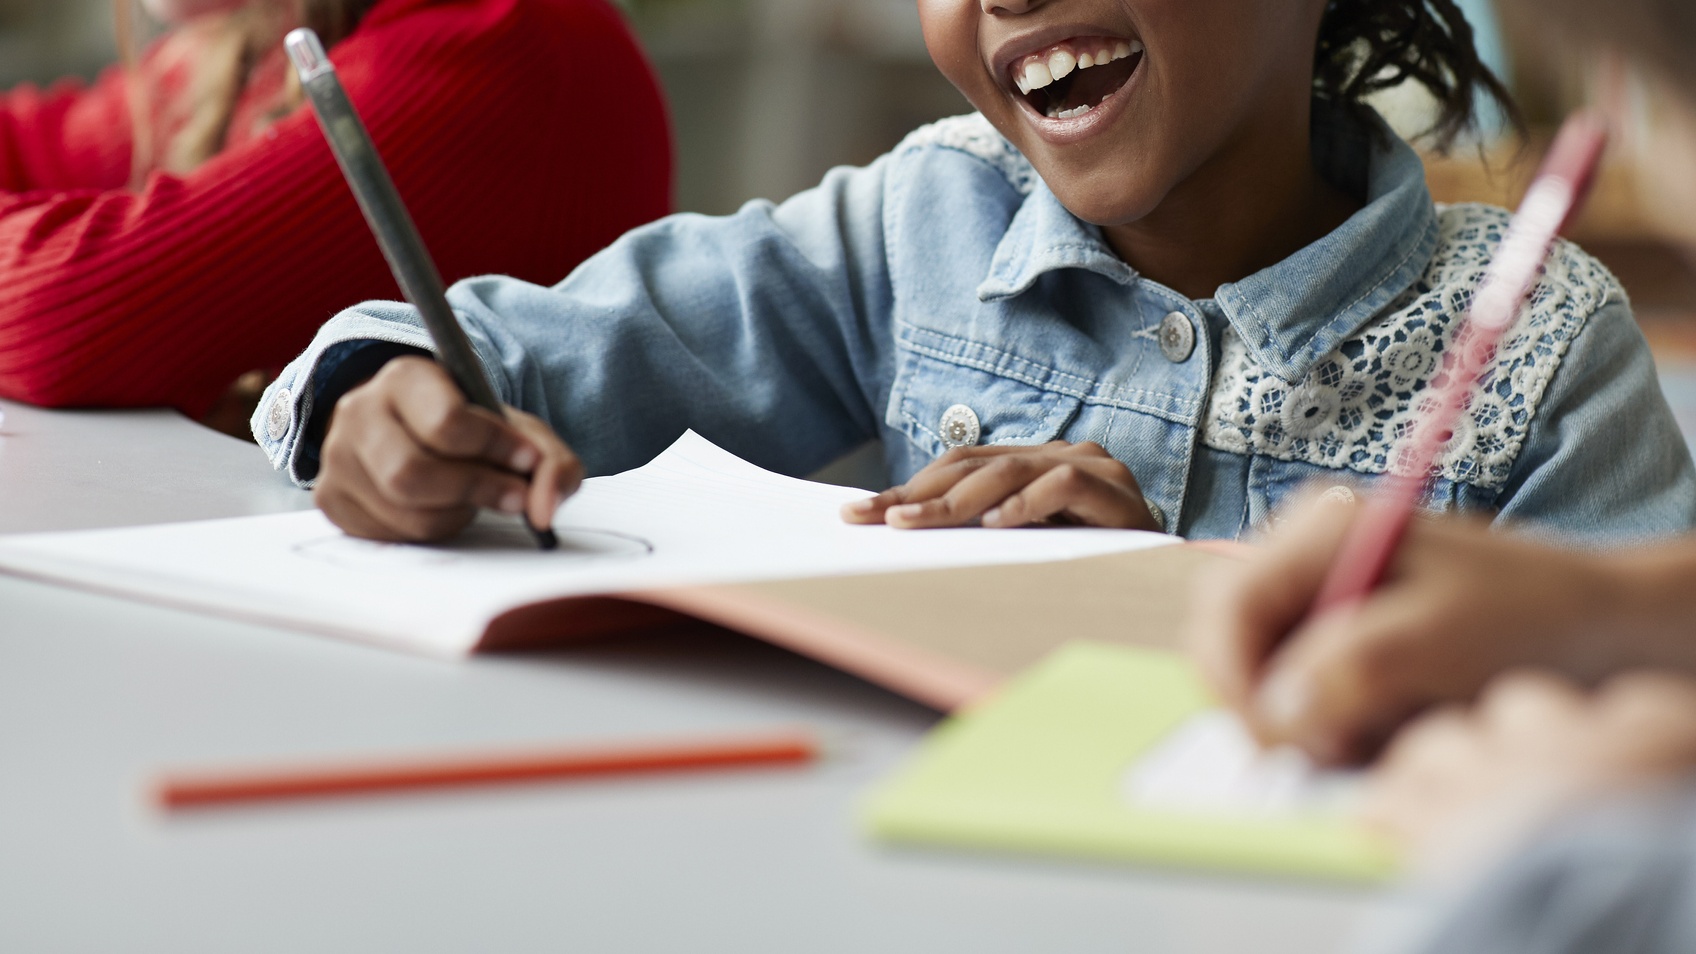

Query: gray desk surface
[0,399,1385,953]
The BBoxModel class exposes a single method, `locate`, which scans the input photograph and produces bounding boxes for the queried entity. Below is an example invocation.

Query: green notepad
[862,642,1397,882]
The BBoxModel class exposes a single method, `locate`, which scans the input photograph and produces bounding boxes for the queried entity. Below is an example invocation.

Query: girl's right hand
[313,356,584,542]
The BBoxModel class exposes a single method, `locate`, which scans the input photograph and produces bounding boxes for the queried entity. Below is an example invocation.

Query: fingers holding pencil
[316,357,583,543]
[502,408,583,539]
[1190,494,1624,765]
[1187,491,1360,720]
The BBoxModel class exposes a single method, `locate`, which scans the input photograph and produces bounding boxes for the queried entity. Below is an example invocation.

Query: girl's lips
[1010,48,1144,146]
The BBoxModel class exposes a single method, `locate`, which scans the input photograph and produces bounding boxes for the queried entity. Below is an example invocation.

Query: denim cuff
[251,310,435,487]
[294,340,432,482]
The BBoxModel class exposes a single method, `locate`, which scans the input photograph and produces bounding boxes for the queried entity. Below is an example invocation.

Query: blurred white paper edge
[1122,710,1365,818]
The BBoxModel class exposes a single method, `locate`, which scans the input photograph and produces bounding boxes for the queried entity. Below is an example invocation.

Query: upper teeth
[1014,39,1143,95]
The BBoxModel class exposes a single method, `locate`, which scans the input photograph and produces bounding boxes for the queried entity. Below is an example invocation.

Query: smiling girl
[259,0,1695,547]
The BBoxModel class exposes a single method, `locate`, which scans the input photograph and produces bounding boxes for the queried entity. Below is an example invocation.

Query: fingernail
[846,497,876,514]
[498,490,525,514]
[982,506,1004,527]
[888,504,923,523]
[1256,669,1313,732]
[510,446,539,472]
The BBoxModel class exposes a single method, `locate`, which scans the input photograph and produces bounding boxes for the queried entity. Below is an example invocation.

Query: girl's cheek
[917,0,988,97]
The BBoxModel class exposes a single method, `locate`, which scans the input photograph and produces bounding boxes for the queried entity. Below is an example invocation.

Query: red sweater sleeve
[0,67,132,194]
[0,0,672,415]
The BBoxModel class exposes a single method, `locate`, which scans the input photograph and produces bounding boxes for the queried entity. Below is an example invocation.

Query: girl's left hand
[839,441,1161,531]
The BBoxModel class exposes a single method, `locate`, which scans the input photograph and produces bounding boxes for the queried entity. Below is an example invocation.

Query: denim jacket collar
[975,107,1440,384]
[976,185,1138,300]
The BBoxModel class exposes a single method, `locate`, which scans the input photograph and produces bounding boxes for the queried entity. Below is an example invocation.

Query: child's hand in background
[1361,671,1696,875]
[1188,496,1626,765]
[314,356,583,542]
[840,441,1160,531]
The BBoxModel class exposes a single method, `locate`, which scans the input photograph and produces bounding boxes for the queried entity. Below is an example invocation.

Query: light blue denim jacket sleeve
[1494,295,1695,540]
[256,154,903,483]
[255,110,1696,545]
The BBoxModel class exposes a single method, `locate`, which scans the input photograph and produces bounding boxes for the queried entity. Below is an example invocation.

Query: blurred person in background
[1189,2,1696,949]
[0,0,671,432]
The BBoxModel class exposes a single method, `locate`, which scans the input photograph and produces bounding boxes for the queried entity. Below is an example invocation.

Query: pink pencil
[1308,112,1609,618]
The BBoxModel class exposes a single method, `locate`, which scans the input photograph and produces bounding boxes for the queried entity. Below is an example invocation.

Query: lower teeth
[1049,104,1092,120]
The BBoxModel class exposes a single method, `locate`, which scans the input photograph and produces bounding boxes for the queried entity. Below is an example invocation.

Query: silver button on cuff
[1319,485,1357,505]
[1143,496,1166,532]
[1158,311,1195,363]
[939,404,981,449]
[265,388,293,441]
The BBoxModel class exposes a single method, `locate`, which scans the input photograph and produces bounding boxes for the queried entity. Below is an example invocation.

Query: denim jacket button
[939,404,981,449]
[265,388,293,441]
[1158,312,1195,363]
[1319,485,1356,505]
[1142,496,1166,531]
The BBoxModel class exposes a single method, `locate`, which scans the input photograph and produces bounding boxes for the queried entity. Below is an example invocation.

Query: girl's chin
[1046,191,1161,230]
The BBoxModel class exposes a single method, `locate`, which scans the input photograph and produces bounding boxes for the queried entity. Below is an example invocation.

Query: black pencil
[284,28,556,550]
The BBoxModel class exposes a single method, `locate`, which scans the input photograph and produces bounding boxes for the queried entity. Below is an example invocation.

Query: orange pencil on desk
[1307,112,1609,618]
[154,730,818,810]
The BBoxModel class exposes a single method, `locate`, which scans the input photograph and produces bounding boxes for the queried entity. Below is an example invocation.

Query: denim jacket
[255,109,1696,543]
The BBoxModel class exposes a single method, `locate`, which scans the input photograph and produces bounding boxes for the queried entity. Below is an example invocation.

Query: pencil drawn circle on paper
[290,524,655,570]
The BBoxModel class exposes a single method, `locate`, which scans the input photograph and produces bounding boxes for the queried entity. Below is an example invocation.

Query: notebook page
[0,431,1177,656]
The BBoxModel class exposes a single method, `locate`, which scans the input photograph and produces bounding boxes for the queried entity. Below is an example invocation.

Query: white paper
[1121,711,1363,818]
[0,431,1177,657]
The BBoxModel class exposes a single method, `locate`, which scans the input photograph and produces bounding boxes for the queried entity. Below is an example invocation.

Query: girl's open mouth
[1009,37,1144,122]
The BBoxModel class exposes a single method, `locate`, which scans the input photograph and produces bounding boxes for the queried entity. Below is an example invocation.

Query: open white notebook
[0,432,1177,663]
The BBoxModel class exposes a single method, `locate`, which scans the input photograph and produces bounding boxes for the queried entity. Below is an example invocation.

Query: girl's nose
[982,0,1048,14]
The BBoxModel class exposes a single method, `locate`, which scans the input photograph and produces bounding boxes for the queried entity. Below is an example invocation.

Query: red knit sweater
[0,0,672,416]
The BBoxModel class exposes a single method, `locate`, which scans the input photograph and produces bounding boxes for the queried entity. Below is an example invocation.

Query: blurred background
[8,0,1696,439]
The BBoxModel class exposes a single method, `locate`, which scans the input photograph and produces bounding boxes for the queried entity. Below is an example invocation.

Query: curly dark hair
[1314,0,1524,152]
